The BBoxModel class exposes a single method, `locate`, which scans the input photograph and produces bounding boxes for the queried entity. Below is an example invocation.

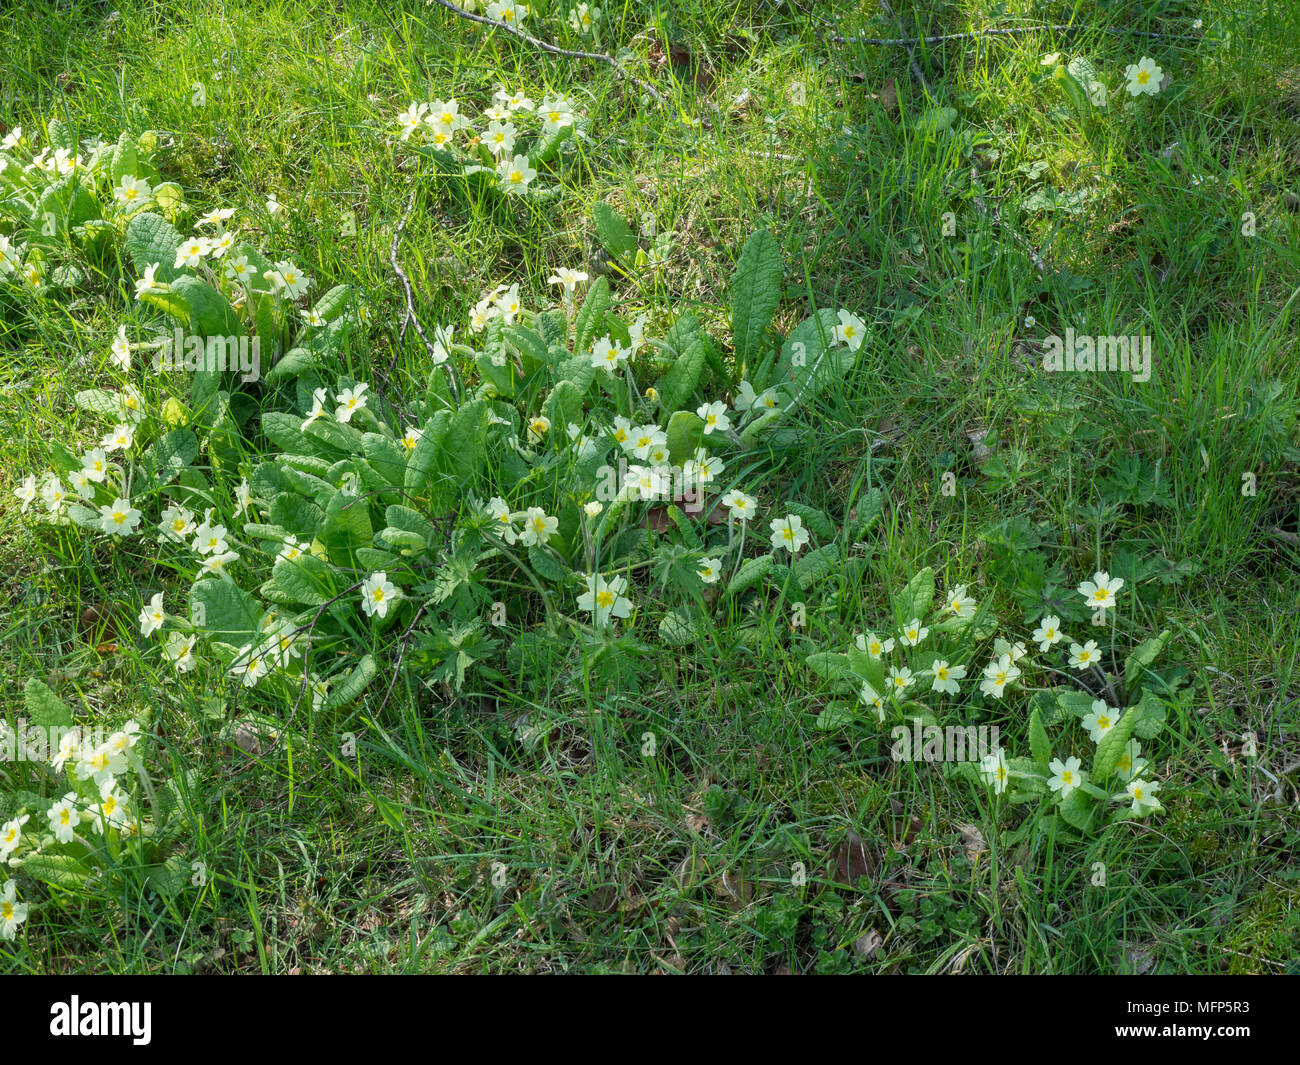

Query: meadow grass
[0,0,1297,973]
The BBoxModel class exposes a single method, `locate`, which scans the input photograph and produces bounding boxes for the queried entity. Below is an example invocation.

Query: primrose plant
[392,86,583,201]
[0,680,198,941]
[806,565,1175,832]
[15,187,877,723]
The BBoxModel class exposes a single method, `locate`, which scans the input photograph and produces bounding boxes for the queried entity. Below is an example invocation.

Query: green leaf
[170,275,244,338]
[1059,788,1095,831]
[362,433,407,486]
[664,409,705,466]
[265,554,335,607]
[72,388,124,419]
[1029,707,1051,771]
[545,379,585,431]
[527,544,567,582]
[726,554,773,597]
[36,178,98,238]
[916,106,958,134]
[264,347,318,384]
[658,608,699,646]
[730,228,783,375]
[142,855,192,898]
[310,283,355,322]
[851,488,884,539]
[1094,710,1139,784]
[153,182,184,214]
[323,654,379,709]
[404,411,451,497]
[319,490,373,566]
[795,543,840,590]
[110,132,140,183]
[805,652,852,681]
[573,275,610,357]
[138,429,199,492]
[593,201,638,258]
[505,324,551,369]
[784,502,836,540]
[659,337,706,411]
[124,212,184,283]
[24,679,73,730]
[270,493,324,538]
[775,308,842,397]
[1124,630,1171,694]
[1056,689,1097,719]
[1131,689,1167,740]
[893,567,936,625]
[190,579,264,644]
[442,398,489,488]
[815,703,859,731]
[20,853,91,890]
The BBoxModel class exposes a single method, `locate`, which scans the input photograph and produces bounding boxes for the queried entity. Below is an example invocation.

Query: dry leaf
[830,831,876,884]
[879,78,898,116]
[958,823,986,862]
[854,929,883,958]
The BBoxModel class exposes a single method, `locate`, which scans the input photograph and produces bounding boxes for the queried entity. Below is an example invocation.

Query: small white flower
[899,618,928,647]
[1078,570,1124,611]
[548,266,589,293]
[164,631,198,672]
[1082,700,1118,743]
[1031,614,1067,653]
[928,660,965,696]
[498,154,537,195]
[1048,756,1083,798]
[0,879,28,940]
[720,489,757,522]
[856,632,894,659]
[0,815,28,862]
[361,571,399,618]
[696,400,731,435]
[1124,56,1164,97]
[980,748,1010,794]
[13,474,37,513]
[99,497,142,536]
[576,573,632,626]
[113,175,154,210]
[834,309,866,351]
[335,382,369,423]
[769,514,809,555]
[697,557,722,584]
[519,507,558,548]
[47,794,81,845]
[302,386,329,429]
[139,592,166,637]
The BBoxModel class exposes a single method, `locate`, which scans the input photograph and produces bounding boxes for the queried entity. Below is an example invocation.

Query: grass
[0,0,1298,974]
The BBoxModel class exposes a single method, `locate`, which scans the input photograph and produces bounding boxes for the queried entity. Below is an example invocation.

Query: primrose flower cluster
[393,87,582,197]
[825,565,1164,827]
[0,713,147,941]
[0,123,177,291]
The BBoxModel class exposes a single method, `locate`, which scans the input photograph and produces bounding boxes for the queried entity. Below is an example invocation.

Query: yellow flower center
[596,590,614,608]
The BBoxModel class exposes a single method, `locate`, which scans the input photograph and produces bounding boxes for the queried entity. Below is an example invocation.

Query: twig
[834,24,1197,45]
[388,187,463,406]
[427,0,663,101]
[375,603,429,717]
